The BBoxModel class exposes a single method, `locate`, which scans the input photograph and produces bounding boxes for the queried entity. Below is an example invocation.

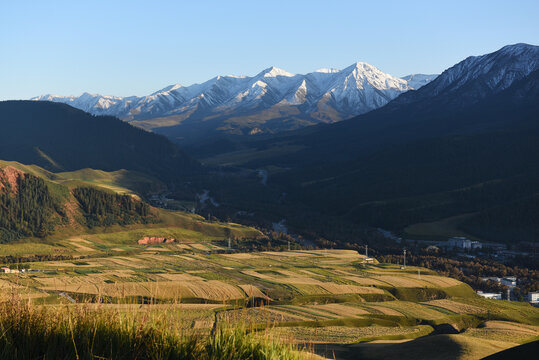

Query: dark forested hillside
[0,101,200,183]
[73,187,155,228]
[0,167,64,242]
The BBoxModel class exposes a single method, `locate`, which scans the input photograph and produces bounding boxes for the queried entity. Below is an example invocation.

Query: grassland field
[1,232,537,359]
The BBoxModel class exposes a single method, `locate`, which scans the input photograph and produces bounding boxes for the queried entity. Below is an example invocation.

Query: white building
[477,291,502,300]
[501,277,517,287]
[470,241,482,249]
[528,292,539,303]
[448,237,472,249]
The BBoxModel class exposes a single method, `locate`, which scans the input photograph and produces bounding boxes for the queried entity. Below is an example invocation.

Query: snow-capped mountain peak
[258,66,295,78]
[152,83,183,95]
[498,42,538,56]
[424,43,539,98]
[32,61,438,135]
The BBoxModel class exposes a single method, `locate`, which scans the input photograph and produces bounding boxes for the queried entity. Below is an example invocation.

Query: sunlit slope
[0,160,165,195]
[0,249,537,357]
[0,250,479,304]
[0,160,263,247]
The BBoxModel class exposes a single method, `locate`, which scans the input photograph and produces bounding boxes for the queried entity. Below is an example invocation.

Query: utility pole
[365,244,368,258]
[418,269,421,279]
[403,249,407,269]
[288,241,291,251]
[228,238,231,250]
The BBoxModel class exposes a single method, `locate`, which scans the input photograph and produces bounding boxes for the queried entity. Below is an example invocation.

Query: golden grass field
[269,325,433,344]
[1,237,538,360]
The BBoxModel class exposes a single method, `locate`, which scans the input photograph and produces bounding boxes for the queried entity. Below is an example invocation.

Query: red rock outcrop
[138,236,176,245]
[0,166,25,193]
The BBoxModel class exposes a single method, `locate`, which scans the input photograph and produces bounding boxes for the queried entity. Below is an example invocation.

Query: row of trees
[378,254,538,297]
[0,253,74,265]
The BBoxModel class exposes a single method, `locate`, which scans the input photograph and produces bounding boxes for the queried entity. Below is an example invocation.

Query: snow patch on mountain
[400,74,438,90]
[315,68,340,73]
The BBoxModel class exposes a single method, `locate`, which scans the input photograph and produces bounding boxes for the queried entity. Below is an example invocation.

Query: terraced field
[1,242,538,359]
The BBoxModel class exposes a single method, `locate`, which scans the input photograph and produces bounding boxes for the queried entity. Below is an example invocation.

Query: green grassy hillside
[0,160,263,249]
[0,160,167,196]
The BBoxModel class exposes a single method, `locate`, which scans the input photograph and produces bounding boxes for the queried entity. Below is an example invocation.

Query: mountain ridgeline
[33,65,437,140]
[0,101,199,183]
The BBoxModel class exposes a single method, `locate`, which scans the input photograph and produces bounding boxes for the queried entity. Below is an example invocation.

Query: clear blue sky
[1,0,537,100]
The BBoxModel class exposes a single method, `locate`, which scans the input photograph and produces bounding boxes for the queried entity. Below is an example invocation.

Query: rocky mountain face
[391,43,539,108]
[33,64,436,139]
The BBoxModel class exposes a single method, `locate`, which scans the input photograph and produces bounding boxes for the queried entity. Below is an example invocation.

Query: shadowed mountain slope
[195,44,539,242]
[0,101,200,183]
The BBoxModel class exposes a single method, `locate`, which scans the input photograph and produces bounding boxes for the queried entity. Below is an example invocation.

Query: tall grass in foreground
[209,325,305,360]
[0,301,307,360]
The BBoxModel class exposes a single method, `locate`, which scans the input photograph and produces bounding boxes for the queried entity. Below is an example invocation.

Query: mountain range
[193,43,539,243]
[32,64,437,140]
[208,44,538,163]
[5,43,539,245]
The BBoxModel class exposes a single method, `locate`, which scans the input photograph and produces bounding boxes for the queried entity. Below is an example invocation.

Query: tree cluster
[73,187,154,228]
[0,173,61,243]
